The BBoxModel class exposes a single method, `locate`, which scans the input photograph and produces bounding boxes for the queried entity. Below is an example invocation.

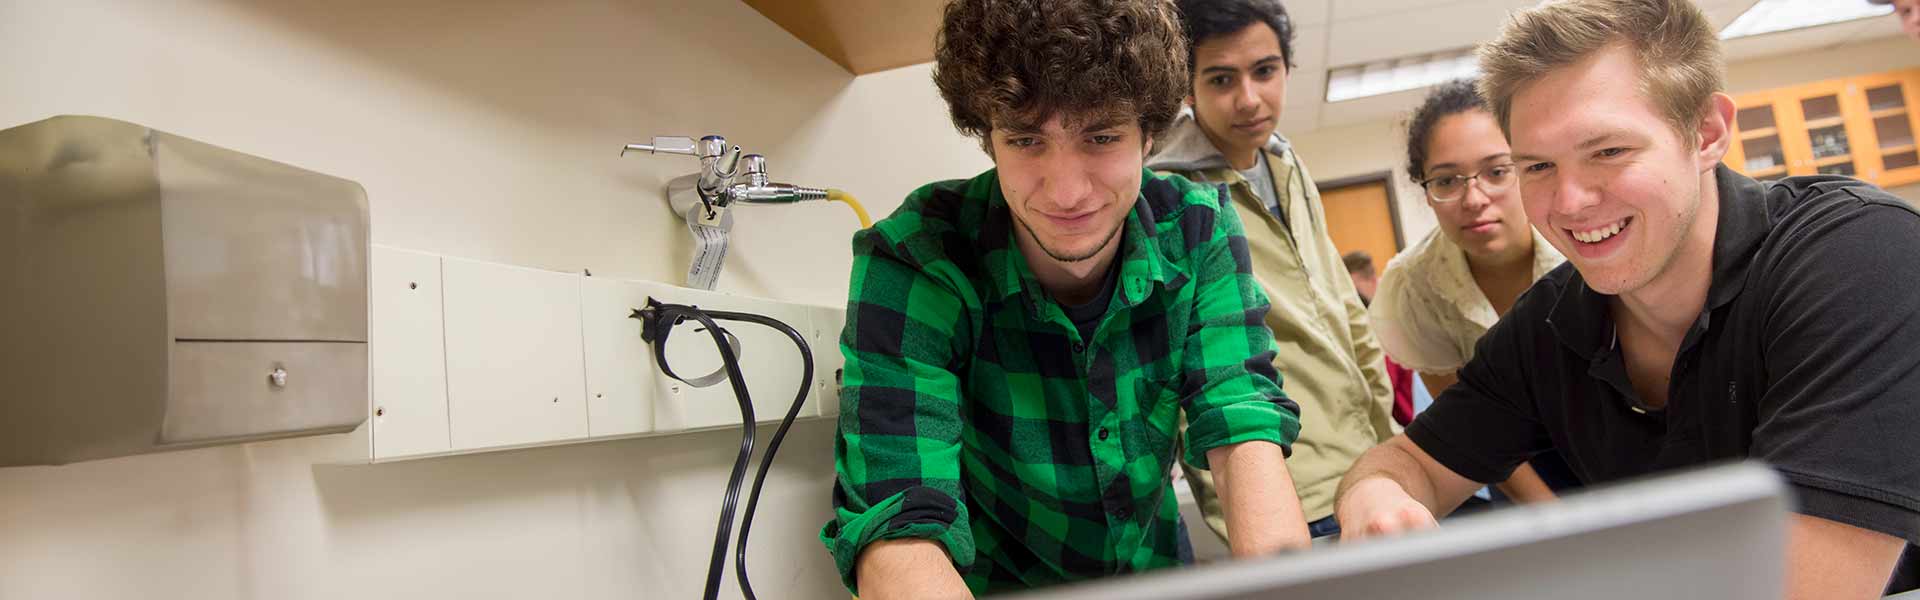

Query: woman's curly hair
[933,0,1189,148]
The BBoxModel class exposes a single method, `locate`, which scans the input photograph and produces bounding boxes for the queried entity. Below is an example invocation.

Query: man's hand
[1334,435,1479,542]
[1336,476,1440,541]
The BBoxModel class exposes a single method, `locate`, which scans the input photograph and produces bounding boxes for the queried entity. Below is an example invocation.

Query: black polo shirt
[1407,166,1920,545]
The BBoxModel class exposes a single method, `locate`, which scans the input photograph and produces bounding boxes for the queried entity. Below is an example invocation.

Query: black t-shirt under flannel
[1408,166,1920,545]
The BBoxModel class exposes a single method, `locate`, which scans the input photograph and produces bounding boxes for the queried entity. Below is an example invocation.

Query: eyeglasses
[1420,163,1516,203]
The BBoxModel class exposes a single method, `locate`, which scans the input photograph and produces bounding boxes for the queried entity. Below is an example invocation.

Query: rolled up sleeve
[1177,191,1302,469]
[820,228,974,593]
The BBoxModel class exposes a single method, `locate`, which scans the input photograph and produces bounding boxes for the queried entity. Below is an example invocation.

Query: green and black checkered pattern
[819,168,1301,595]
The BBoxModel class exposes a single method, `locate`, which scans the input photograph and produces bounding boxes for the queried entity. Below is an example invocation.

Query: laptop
[1013,461,1790,600]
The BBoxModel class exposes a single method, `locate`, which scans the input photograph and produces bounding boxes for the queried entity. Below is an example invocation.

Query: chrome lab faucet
[622,135,827,217]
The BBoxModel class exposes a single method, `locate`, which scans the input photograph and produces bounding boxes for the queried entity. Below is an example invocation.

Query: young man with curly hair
[819,0,1311,597]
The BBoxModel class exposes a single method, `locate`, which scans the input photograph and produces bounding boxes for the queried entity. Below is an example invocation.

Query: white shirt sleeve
[1370,259,1471,375]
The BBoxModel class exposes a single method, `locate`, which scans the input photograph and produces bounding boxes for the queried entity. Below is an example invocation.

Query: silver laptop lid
[1010,461,1789,600]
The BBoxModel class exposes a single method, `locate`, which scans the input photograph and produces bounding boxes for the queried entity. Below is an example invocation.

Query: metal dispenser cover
[0,115,370,466]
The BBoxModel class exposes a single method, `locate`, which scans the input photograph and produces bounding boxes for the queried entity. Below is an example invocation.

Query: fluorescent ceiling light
[1325,47,1479,103]
[1720,0,1892,39]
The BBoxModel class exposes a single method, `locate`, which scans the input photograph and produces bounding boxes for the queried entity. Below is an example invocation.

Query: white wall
[1290,35,1920,244]
[0,1,989,599]
[1722,36,1920,95]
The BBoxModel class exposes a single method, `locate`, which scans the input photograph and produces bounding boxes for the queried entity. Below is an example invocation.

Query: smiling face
[990,111,1148,273]
[1507,44,1731,297]
[1420,109,1532,262]
[1189,22,1288,167]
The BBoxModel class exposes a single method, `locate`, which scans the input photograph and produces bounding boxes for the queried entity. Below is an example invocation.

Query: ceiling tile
[1325,0,1529,66]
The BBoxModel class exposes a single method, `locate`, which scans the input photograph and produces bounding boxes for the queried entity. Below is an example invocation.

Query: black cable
[705,311,812,600]
[638,303,756,600]
[633,301,815,600]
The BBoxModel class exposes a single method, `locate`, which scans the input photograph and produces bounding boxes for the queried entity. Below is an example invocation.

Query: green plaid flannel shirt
[820,168,1301,595]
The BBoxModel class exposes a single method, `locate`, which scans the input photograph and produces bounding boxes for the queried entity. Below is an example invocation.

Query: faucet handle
[621,136,699,157]
[741,154,768,186]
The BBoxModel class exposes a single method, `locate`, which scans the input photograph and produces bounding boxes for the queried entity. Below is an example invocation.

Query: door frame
[1316,170,1407,250]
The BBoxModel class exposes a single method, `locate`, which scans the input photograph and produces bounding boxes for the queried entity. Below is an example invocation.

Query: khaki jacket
[1148,113,1397,533]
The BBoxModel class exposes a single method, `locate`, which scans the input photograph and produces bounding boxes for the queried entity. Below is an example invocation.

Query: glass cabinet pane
[1737,105,1777,131]
[1809,124,1852,160]
[1740,135,1786,174]
[1867,85,1907,112]
[1878,115,1914,150]
[1818,162,1857,176]
[1886,151,1919,171]
[1803,95,1843,123]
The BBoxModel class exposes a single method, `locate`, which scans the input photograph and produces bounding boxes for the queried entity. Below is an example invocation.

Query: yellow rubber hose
[827,189,873,229]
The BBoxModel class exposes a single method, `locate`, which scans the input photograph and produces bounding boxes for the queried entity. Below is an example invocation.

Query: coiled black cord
[634,299,814,600]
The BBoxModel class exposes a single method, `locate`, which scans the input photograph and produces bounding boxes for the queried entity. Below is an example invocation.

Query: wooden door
[1319,177,1403,274]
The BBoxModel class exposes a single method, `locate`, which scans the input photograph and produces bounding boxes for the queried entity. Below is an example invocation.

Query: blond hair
[1476,0,1724,142]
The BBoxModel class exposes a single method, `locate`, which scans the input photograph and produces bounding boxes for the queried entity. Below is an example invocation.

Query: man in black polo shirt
[1333,1,1920,598]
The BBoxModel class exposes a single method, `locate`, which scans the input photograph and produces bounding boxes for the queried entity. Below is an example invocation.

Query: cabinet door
[1785,81,1870,178]
[1728,93,1791,181]
[1851,70,1920,187]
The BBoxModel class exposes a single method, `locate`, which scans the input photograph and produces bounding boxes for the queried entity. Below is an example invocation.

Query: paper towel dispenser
[0,115,370,467]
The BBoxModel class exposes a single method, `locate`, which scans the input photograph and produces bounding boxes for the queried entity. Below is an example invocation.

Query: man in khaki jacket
[1149,0,1396,540]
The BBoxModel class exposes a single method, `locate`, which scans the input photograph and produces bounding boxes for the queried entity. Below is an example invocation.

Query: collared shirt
[1371,226,1565,375]
[820,169,1301,595]
[1151,133,1396,527]
[1408,166,1920,546]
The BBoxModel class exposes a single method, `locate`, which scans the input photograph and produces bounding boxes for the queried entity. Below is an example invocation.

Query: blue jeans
[1175,514,1196,565]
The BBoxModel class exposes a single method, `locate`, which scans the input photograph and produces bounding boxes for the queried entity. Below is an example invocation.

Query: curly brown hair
[932,0,1189,149]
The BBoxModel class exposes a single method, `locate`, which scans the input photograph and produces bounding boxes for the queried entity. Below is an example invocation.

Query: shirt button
[1097,427,1110,441]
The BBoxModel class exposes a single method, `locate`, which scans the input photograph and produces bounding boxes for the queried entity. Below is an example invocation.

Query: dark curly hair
[933,0,1189,149]
[1405,78,1490,183]
[1174,0,1296,73]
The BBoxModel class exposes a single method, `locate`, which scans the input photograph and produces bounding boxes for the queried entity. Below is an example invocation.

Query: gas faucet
[622,135,826,216]
[620,134,868,290]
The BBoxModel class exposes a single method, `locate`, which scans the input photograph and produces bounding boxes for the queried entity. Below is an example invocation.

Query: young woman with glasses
[1368,78,1577,505]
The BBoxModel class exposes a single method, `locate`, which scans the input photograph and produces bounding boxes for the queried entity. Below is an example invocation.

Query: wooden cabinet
[1725,68,1920,188]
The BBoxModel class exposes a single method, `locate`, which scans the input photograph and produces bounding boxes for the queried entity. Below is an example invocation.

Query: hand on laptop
[1336,477,1439,541]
